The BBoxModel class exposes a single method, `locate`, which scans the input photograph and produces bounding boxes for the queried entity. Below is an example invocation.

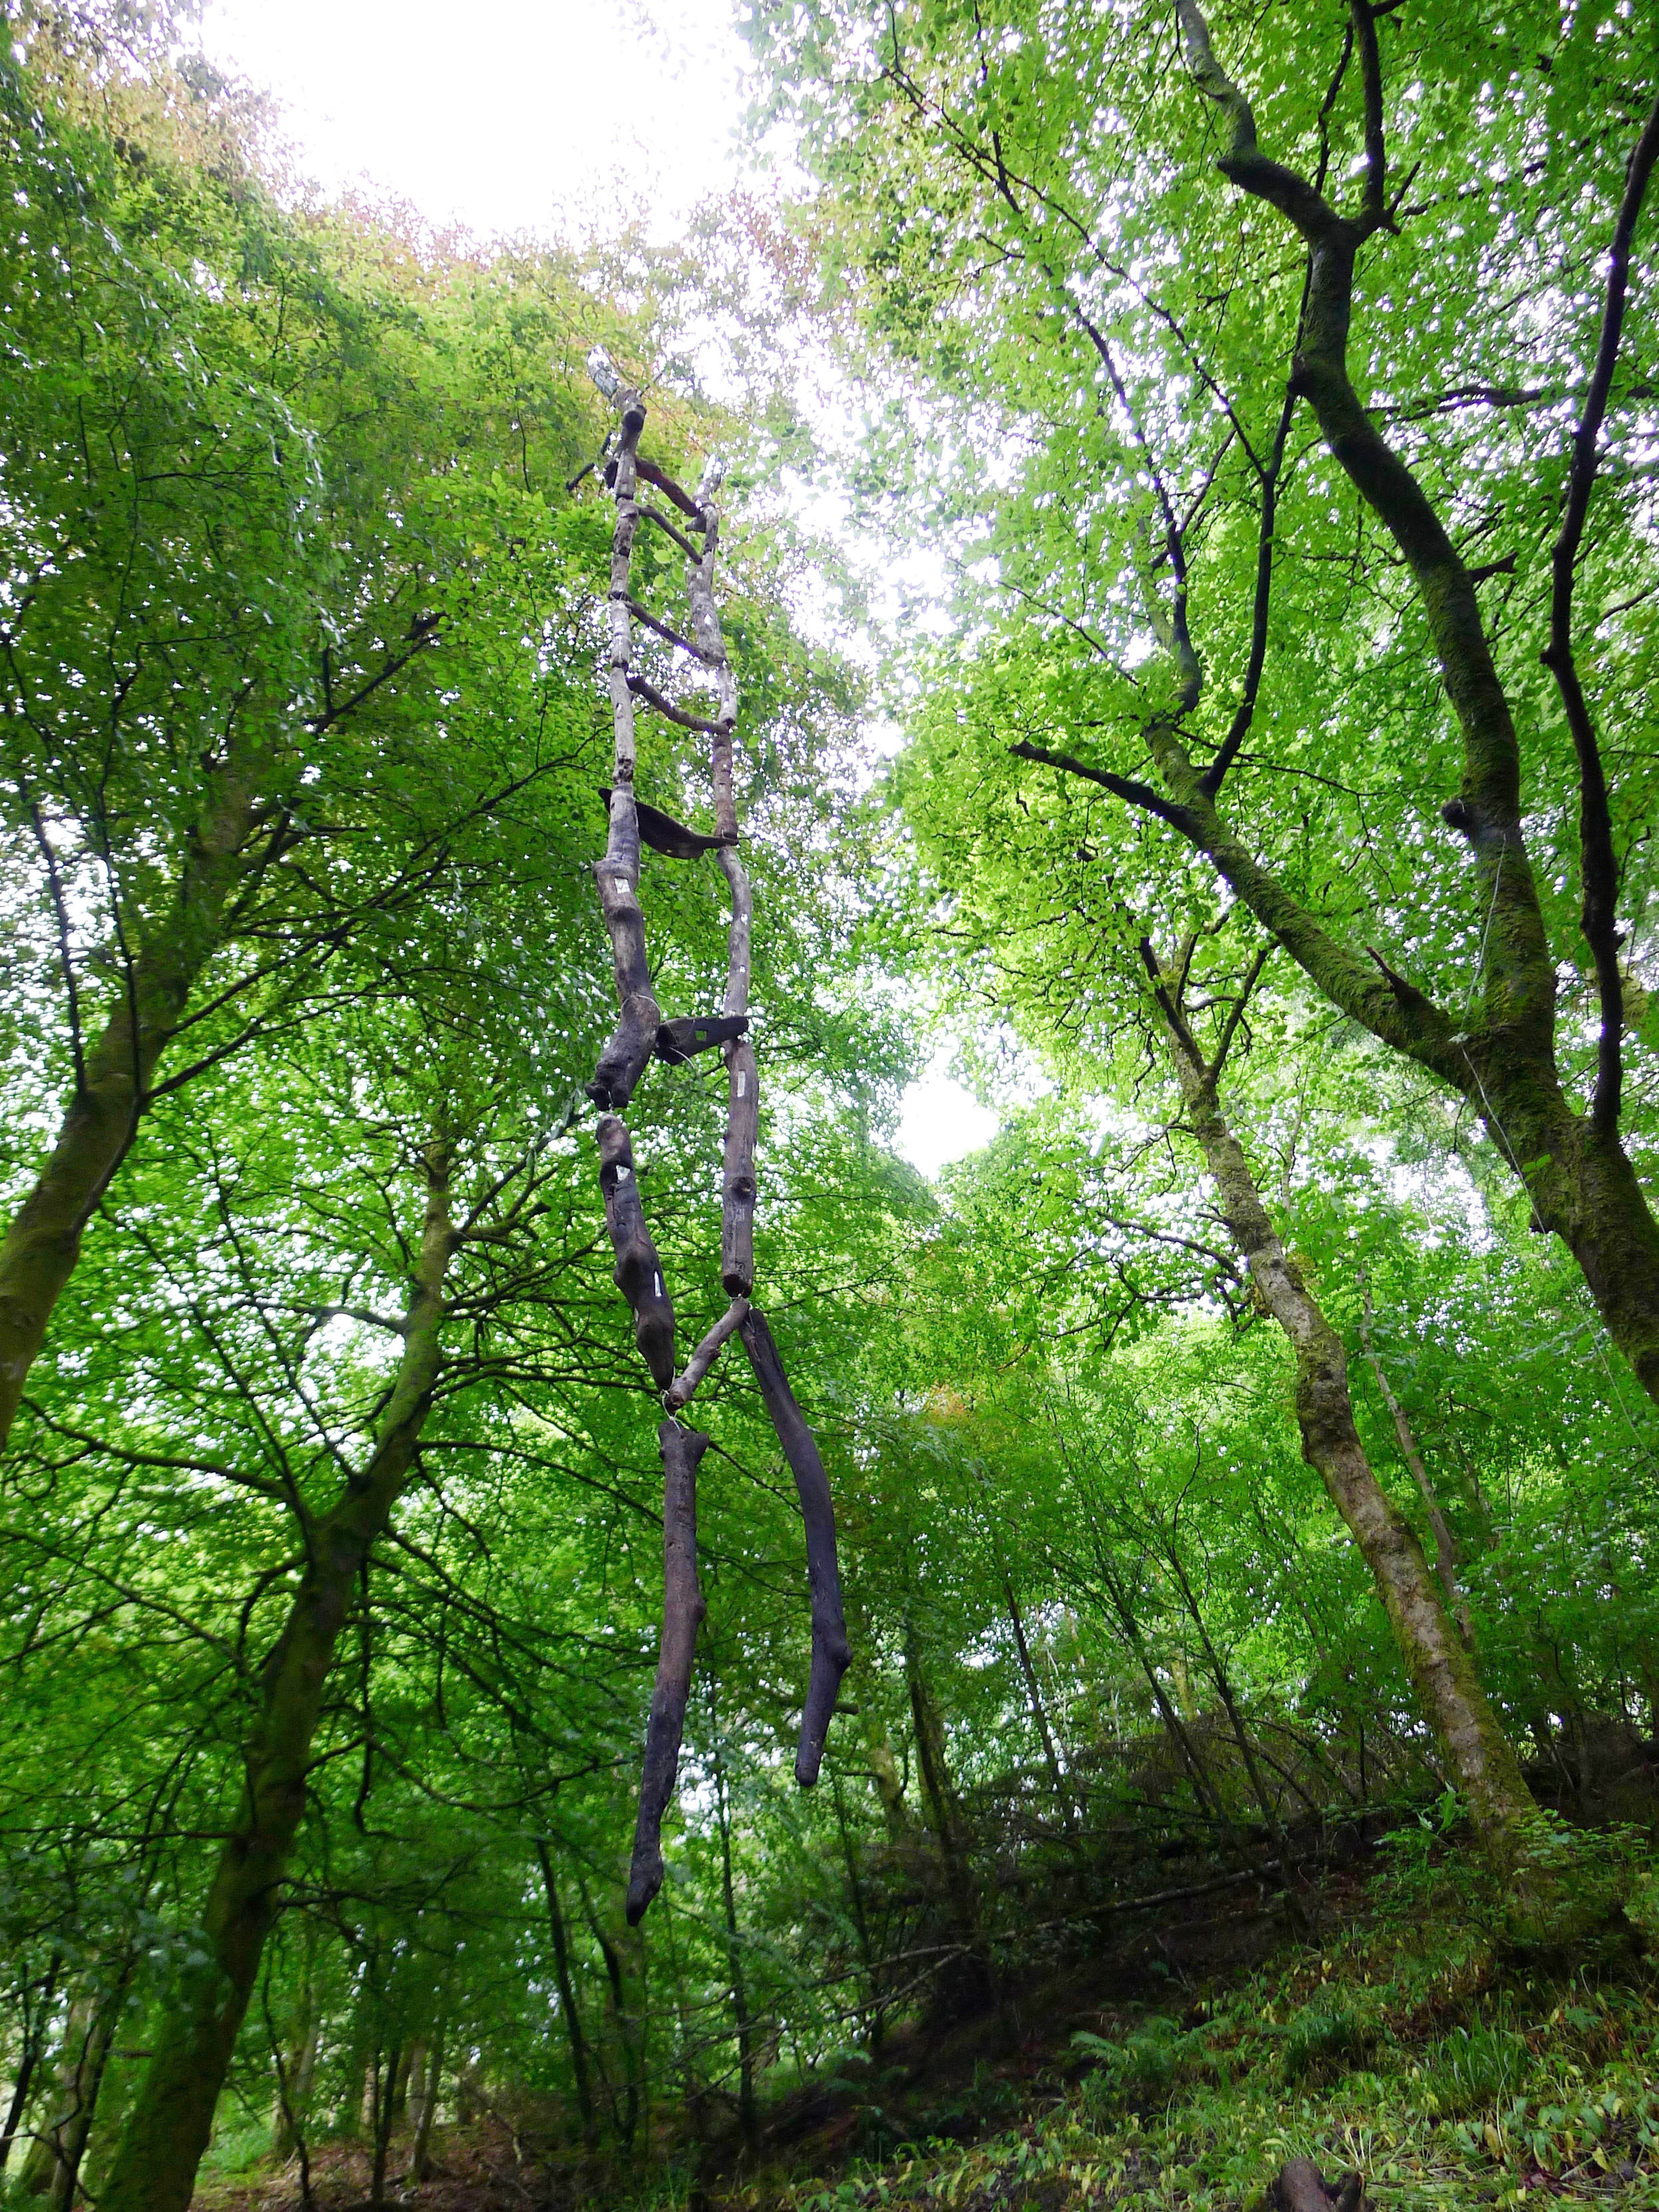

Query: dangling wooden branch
[626,1418,709,1925]
[583,348,850,1925]
[739,1309,851,1785]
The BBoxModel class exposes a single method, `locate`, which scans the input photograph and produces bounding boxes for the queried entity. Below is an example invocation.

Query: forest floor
[196,1836,1659,2212]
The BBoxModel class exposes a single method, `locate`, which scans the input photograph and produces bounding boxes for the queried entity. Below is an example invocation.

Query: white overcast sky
[199,0,757,244]
[198,0,999,1177]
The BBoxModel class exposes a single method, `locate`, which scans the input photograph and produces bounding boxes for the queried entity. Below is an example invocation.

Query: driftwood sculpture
[583,352,851,1925]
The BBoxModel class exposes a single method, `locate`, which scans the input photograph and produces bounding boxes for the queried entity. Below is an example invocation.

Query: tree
[0,15,651,1449]
[749,0,1659,1401]
[1137,927,1544,1899]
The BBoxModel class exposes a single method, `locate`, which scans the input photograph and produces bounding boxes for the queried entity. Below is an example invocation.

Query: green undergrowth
[709,1830,1659,2212]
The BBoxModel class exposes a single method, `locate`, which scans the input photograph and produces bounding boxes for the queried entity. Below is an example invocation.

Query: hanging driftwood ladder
[584,352,851,1925]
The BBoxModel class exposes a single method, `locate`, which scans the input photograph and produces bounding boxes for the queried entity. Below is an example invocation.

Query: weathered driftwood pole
[584,351,851,1924]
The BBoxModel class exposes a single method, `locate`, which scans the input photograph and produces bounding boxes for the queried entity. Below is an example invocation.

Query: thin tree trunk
[21,1966,131,2211]
[1358,1278,1470,1639]
[1158,1534,1307,1925]
[1002,1572,1074,1829]
[581,1882,642,2154]
[0,1951,62,2177]
[863,1712,912,1842]
[96,1147,458,2212]
[534,1840,596,2146]
[17,1989,92,2199]
[272,2025,317,2161]
[265,1982,317,2209]
[0,757,260,1454]
[906,1638,971,1886]
[1084,1544,1233,1838]
[388,2041,412,2126]
[270,1945,319,2164]
[369,2039,400,2207]
[711,1737,758,2156]
[904,1627,989,1998]
[831,1773,884,2053]
[409,2020,443,2183]
[403,2042,427,2136]
[1144,948,1544,1887]
[0,2043,41,2183]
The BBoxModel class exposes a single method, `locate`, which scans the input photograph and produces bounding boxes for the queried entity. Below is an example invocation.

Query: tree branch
[1009,741,1202,835]
[1544,90,1659,1133]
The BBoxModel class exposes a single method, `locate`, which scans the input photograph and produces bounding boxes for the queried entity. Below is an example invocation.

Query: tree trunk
[1082,1540,1233,1838]
[0,757,259,1455]
[1155,19,1659,1411]
[368,2040,399,2208]
[17,1968,129,2210]
[831,1773,885,2053]
[863,1712,912,1842]
[16,1993,92,2199]
[0,2039,41,2183]
[95,1148,457,2212]
[1159,1535,1307,1925]
[0,1951,62,2177]
[1358,1280,1471,1639]
[904,1626,989,2000]
[711,1736,758,2156]
[271,2024,317,2160]
[1002,1572,1074,1829]
[581,1881,643,2154]
[1145,954,1544,1890]
[409,2020,443,2182]
[534,1842,596,2146]
[387,2040,412,2126]
[270,1957,319,2164]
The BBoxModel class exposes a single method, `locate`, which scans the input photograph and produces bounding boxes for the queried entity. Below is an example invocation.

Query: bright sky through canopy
[200,0,751,243]
[198,0,998,1178]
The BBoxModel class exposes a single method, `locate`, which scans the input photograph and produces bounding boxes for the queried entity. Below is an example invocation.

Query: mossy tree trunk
[1143,943,1542,1878]
[0,757,261,1454]
[94,1147,457,2212]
